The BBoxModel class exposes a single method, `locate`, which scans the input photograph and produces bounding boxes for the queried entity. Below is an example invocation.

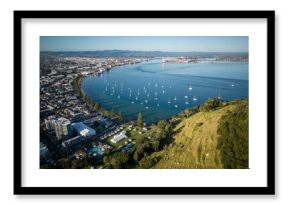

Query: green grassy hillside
[147,99,248,169]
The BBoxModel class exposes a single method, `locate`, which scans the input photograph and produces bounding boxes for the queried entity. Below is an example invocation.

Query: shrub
[200,97,223,112]
[217,103,249,168]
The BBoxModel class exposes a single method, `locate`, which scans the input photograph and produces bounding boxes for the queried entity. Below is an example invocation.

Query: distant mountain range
[40,50,248,58]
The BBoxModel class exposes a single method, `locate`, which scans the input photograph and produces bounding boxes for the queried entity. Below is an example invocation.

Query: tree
[139,157,155,169]
[157,120,168,130]
[103,155,111,165]
[201,97,223,112]
[133,147,144,162]
[118,111,124,123]
[137,112,143,128]
[110,152,129,169]
[151,139,160,151]
[94,103,101,111]
[110,108,117,118]
[55,158,71,169]
[217,103,248,168]
[184,109,191,117]
[155,129,166,140]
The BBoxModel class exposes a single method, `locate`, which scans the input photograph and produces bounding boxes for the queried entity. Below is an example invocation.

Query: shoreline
[75,59,248,126]
[73,75,124,123]
[71,60,147,124]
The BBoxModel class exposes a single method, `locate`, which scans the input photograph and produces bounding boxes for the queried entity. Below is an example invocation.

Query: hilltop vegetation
[102,119,174,169]
[49,98,249,169]
[217,102,248,168]
[101,98,249,169]
[143,98,249,169]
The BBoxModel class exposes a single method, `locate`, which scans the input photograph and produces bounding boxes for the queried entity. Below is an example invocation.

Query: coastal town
[40,55,146,168]
[40,52,248,169]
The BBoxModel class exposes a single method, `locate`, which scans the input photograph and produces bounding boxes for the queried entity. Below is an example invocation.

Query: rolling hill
[146,99,248,169]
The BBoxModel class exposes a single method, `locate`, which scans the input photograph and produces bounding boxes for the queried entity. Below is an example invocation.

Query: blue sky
[40,36,248,53]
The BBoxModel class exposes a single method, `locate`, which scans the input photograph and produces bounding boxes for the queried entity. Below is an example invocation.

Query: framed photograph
[14,10,275,195]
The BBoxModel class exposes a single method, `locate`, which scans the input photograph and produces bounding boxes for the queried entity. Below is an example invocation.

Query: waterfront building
[71,122,96,138]
[54,117,73,140]
[110,131,127,143]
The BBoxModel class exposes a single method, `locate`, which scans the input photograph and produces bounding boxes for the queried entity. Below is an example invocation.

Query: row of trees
[137,112,143,128]
[72,76,102,112]
[72,76,124,122]
[103,97,225,169]
[101,119,173,169]
[134,120,173,168]
[72,76,84,99]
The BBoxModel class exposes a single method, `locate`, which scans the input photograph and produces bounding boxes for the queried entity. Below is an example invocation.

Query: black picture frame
[14,10,275,195]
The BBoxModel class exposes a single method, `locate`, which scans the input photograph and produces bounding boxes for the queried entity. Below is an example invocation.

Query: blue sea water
[82,60,248,124]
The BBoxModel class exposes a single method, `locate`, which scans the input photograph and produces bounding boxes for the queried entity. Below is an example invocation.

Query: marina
[82,59,248,123]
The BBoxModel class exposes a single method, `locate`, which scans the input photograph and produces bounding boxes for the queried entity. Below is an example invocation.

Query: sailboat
[168,98,171,104]
[174,96,178,108]
[217,91,222,99]
[189,82,193,91]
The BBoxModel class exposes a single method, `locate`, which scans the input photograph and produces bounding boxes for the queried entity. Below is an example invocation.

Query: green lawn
[106,126,148,148]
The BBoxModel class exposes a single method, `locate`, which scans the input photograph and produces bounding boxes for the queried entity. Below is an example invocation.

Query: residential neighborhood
[40,55,147,168]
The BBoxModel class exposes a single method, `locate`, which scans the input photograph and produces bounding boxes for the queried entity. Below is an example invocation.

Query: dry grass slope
[150,101,246,169]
